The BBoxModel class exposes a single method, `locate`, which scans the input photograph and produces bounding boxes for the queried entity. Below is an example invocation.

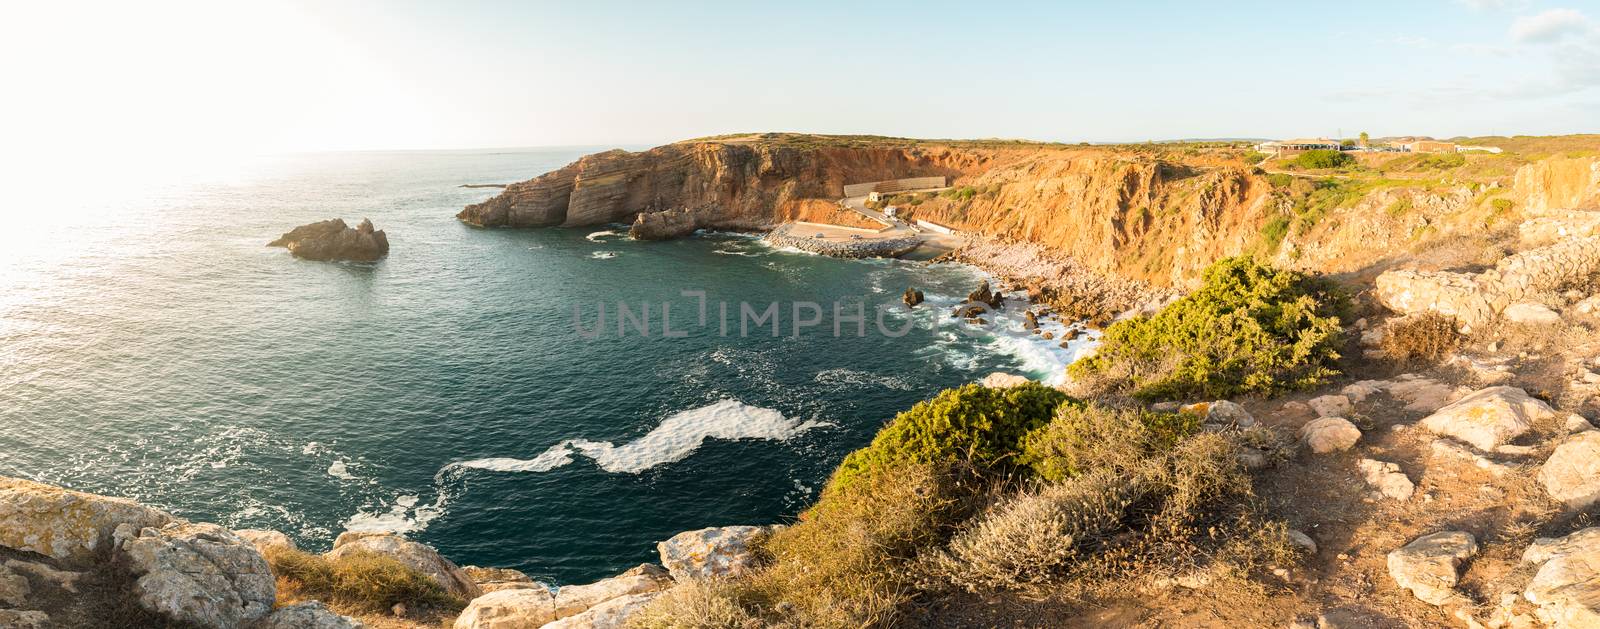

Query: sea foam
[445,400,827,476]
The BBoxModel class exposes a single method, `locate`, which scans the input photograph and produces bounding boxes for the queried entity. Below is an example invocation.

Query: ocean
[0,147,1094,584]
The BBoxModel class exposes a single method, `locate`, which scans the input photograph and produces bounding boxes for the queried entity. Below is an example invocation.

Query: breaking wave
[443,400,828,476]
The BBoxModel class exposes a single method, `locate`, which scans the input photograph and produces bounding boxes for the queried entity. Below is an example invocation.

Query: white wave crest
[586,230,620,242]
[327,460,356,480]
[813,368,913,391]
[591,251,618,259]
[446,444,575,473]
[445,400,827,476]
[343,494,444,536]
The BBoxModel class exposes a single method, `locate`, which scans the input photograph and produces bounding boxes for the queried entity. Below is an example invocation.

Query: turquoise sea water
[0,148,1094,584]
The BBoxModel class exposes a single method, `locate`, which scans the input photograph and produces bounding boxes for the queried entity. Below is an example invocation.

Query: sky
[0,0,1597,161]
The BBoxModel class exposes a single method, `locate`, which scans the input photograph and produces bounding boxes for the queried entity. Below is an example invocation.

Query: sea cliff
[462,134,1599,294]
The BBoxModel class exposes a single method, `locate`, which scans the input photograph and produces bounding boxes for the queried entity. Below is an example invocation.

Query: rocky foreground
[0,474,769,628]
[268,218,390,262]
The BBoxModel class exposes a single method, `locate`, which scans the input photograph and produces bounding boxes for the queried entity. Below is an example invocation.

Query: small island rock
[268,218,389,262]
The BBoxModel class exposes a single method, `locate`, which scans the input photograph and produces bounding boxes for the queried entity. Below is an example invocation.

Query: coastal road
[839,192,963,254]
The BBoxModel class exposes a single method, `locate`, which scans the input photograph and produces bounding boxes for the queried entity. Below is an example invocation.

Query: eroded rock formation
[629,208,698,240]
[268,218,390,262]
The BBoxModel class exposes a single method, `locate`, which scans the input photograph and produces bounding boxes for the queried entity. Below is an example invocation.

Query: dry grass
[746,462,983,627]
[1382,313,1462,364]
[265,548,464,620]
[922,469,1138,593]
[627,579,762,629]
[929,404,1299,599]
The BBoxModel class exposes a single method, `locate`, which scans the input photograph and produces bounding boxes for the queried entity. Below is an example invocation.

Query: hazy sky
[2,0,1598,157]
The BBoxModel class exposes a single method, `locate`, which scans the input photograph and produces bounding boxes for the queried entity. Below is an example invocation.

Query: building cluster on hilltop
[1255,136,1503,158]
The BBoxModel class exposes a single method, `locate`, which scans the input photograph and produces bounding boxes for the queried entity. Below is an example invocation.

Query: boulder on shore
[1301,417,1361,453]
[120,521,277,628]
[628,208,697,240]
[1522,527,1600,627]
[1387,531,1478,606]
[657,525,767,581]
[1539,431,1600,509]
[1419,386,1549,452]
[902,287,925,309]
[268,218,390,262]
[0,476,175,562]
[326,531,480,600]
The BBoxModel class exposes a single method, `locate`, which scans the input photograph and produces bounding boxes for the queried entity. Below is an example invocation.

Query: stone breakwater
[761,227,922,259]
[1376,234,1600,328]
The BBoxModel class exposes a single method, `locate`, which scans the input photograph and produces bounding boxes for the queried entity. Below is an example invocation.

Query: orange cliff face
[455,140,994,231]
[458,135,1600,290]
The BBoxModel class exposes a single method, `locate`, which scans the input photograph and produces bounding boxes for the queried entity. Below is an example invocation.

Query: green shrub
[1291,149,1353,170]
[1491,197,1515,212]
[1266,173,1295,188]
[1069,257,1346,401]
[833,383,1071,485]
[1243,151,1268,165]
[941,186,978,202]
[1017,404,1199,482]
[1385,198,1413,217]
[1259,215,1291,252]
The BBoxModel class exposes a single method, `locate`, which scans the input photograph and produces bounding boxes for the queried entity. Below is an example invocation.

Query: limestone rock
[1375,269,1495,327]
[1386,375,1465,414]
[657,525,767,581]
[1431,439,1515,476]
[1358,459,1416,501]
[252,601,364,629]
[1288,529,1319,555]
[1342,381,1383,403]
[267,218,390,262]
[1419,386,1549,452]
[1308,394,1352,418]
[1539,431,1600,509]
[453,588,557,629]
[235,529,296,555]
[0,476,175,562]
[327,532,480,600]
[1387,531,1478,606]
[966,280,996,307]
[0,610,49,629]
[1522,527,1600,628]
[1567,415,1596,434]
[1301,418,1361,454]
[542,591,660,629]
[3,559,80,594]
[902,287,924,309]
[0,562,29,607]
[1505,302,1561,325]
[628,208,697,241]
[554,571,671,619]
[120,521,276,629]
[462,565,539,593]
[979,372,1030,388]
[1180,400,1256,428]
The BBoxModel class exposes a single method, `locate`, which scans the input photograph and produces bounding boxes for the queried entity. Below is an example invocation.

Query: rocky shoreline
[943,237,1169,326]
[0,474,773,629]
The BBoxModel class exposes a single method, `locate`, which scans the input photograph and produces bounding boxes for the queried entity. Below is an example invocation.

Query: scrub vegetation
[1069,257,1346,401]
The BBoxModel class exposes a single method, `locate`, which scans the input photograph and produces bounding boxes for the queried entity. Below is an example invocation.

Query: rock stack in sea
[268,218,390,262]
[629,208,698,240]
